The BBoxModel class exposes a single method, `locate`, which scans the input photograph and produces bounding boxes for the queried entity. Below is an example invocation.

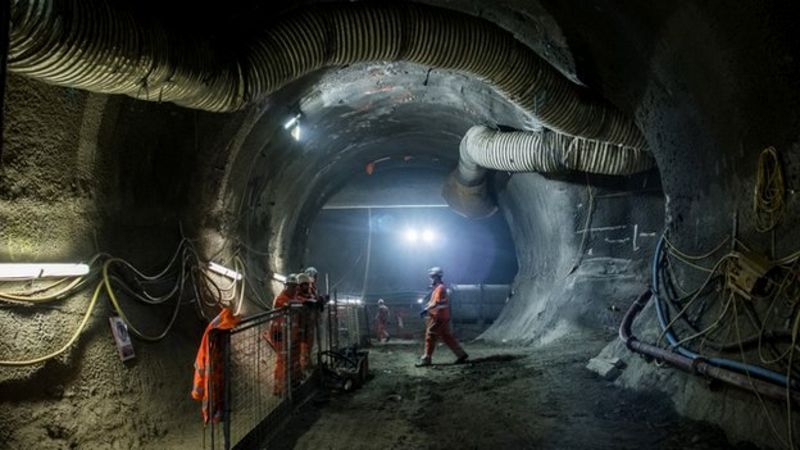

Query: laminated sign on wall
[109,316,136,361]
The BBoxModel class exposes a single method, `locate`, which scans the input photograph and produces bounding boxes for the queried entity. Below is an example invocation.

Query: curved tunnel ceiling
[225,61,533,288]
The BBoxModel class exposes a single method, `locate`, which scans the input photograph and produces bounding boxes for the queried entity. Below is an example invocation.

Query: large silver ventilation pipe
[443,126,656,218]
[8,0,646,149]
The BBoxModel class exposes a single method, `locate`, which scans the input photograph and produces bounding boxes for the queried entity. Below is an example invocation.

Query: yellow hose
[753,146,785,232]
[0,281,103,366]
[0,277,86,303]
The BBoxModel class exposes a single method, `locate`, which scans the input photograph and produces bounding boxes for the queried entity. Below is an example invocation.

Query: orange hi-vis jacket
[191,308,240,424]
[267,290,303,347]
[273,291,299,309]
[426,283,450,321]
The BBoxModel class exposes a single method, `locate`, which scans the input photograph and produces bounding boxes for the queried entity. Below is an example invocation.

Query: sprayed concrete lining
[1,1,799,449]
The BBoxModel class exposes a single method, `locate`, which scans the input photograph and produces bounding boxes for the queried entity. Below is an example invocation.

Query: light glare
[422,229,435,243]
[208,262,243,281]
[290,124,301,141]
[272,273,287,283]
[404,229,418,243]
[283,114,300,129]
[0,263,90,279]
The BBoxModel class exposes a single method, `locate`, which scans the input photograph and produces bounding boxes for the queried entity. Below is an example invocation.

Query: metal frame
[205,302,352,450]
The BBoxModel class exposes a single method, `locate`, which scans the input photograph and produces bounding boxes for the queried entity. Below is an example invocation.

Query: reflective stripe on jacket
[191,308,240,424]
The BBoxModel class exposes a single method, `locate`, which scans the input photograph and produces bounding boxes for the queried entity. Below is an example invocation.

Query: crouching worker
[416,267,468,367]
[265,274,303,396]
[191,307,241,423]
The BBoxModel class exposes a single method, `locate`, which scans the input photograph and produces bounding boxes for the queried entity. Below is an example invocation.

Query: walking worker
[375,298,390,342]
[416,266,468,367]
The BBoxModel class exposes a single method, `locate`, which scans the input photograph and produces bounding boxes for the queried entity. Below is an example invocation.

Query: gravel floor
[268,333,759,450]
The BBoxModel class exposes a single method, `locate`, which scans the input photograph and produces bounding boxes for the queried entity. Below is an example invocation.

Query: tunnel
[1,1,799,449]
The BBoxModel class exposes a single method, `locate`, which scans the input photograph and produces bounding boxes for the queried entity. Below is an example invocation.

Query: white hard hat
[304,266,318,276]
[377,298,385,305]
[285,273,299,285]
[296,273,312,285]
[428,266,443,278]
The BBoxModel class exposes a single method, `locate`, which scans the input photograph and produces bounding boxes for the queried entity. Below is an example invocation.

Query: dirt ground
[269,332,760,450]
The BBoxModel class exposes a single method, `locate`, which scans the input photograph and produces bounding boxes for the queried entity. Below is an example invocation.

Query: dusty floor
[269,333,759,450]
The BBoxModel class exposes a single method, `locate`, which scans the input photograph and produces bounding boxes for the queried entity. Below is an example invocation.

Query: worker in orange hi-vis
[415,267,468,367]
[375,298,391,343]
[299,266,328,371]
[191,307,241,423]
[266,274,303,396]
[296,272,316,372]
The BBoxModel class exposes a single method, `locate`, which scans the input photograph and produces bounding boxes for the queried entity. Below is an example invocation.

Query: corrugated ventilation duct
[443,126,655,218]
[8,0,646,149]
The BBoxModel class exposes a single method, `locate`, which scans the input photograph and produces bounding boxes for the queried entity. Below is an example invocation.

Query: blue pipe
[652,233,790,387]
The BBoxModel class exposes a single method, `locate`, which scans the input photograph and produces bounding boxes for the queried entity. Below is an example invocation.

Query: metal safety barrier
[206,294,367,449]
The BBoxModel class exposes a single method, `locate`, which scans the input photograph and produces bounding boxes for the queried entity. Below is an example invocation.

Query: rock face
[1,1,799,449]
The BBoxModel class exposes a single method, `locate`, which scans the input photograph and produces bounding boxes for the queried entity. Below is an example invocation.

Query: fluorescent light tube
[0,263,90,280]
[207,262,242,281]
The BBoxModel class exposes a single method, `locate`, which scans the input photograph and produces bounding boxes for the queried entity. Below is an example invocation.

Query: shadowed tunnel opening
[1,1,800,449]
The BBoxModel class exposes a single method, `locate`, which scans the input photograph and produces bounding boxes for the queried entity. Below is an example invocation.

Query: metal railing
[206,305,323,450]
[206,295,368,449]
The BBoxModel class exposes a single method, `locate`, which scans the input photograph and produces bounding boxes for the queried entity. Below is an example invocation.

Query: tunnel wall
[481,171,664,344]
[0,75,243,449]
[529,2,800,448]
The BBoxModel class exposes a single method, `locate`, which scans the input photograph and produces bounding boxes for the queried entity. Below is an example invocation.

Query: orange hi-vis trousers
[266,318,302,396]
[423,316,466,359]
[299,309,318,371]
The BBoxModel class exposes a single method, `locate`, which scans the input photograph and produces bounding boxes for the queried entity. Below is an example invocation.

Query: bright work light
[208,262,242,281]
[404,228,419,243]
[0,263,90,280]
[283,114,301,129]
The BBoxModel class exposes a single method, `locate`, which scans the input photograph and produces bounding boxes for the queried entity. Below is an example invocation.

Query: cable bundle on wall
[8,0,646,149]
[0,239,250,366]
[753,146,785,232]
[652,234,800,449]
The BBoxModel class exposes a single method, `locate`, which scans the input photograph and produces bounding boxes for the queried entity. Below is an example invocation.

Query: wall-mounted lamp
[0,263,90,280]
[290,124,301,141]
[284,113,302,142]
[283,114,301,130]
[272,273,287,283]
[207,262,242,281]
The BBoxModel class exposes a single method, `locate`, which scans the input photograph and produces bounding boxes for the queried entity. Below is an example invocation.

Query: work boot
[415,356,431,367]
[454,353,469,364]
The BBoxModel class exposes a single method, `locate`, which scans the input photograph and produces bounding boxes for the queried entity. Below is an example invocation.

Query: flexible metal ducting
[8,0,646,149]
[442,126,655,218]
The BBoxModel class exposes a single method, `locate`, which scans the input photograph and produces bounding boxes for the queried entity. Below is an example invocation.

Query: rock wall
[0,75,235,449]
[482,170,664,344]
